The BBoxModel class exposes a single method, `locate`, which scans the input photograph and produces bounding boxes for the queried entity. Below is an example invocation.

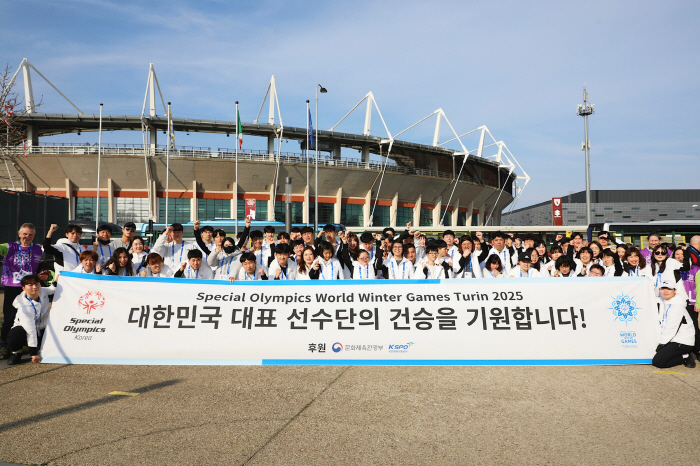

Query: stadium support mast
[577,85,594,226]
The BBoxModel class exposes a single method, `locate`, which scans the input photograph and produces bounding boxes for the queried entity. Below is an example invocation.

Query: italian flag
[237,109,243,149]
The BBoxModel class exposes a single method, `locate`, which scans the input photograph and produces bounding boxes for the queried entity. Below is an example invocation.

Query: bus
[589,220,700,248]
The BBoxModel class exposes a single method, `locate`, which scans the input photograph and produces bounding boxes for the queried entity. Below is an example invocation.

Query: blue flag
[308,109,314,150]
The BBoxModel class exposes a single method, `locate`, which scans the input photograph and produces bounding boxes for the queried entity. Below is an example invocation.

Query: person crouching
[6,274,55,365]
[652,280,696,369]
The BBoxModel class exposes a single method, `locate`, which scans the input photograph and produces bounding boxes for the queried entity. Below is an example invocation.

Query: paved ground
[1,362,699,466]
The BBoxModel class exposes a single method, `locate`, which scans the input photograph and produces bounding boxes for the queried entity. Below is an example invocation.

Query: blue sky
[4,0,699,208]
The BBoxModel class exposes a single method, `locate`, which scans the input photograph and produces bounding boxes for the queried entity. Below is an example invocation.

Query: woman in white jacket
[652,280,696,368]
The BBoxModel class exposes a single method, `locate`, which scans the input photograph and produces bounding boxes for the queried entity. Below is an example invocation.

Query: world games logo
[78,291,106,314]
[610,293,638,324]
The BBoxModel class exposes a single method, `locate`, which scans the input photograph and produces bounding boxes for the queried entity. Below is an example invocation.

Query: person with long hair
[207,236,243,281]
[103,247,136,276]
[483,255,505,278]
[296,246,320,280]
[131,236,148,275]
[534,240,548,266]
[624,247,651,277]
[543,246,563,277]
[588,241,603,264]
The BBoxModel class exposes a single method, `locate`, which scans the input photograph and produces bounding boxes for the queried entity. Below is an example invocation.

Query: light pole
[315,84,327,232]
[577,86,594,226]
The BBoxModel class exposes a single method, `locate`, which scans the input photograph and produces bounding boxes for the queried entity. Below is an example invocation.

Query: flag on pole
[237,109,243,149]
[168,111,175,150]
[308,109,314,149]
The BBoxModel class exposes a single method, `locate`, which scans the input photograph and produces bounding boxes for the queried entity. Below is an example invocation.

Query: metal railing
[22,145,489,187]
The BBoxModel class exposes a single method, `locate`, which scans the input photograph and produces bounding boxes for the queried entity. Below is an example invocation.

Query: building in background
[502,190,700,226]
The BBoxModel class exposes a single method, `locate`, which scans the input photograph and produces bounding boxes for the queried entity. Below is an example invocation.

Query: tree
[0,64,40,190]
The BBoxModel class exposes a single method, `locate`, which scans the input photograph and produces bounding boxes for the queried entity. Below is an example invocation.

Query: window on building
[457,211,467,226]
[159,198,191,223]
[274,201,304,224]
[341,204,363,227]
[396,206,413,226]
[198,199,231,221]
[623,216,631,218]
[116,198,150,224]
[439,209,452,226]
[471,213,479,226]
[309,203,334,225]
[604,207,612,210]
[75,197,108,222]
[420,208,433,227]
[631,207,640,210]
[371,205,390,227]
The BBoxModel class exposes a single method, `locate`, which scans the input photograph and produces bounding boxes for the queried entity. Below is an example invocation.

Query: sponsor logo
[332,342,343,353]
[78,291,106,314]
[388,342,415,353]
[610,293,638,324]
[620,331,637,345]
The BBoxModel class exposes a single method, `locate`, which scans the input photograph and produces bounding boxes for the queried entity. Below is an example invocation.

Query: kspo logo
[388,342,415,353]
[332,342,343,353]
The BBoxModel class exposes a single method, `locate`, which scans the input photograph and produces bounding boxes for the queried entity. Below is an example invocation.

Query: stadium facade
[502,190,700,226]
[1,60,529,229]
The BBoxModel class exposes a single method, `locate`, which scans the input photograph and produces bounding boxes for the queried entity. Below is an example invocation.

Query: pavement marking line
[109,391,140,396]
[653,371,684,375]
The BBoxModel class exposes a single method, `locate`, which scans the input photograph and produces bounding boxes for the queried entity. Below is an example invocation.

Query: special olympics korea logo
[610,293,638,323]
[78,291,106,314]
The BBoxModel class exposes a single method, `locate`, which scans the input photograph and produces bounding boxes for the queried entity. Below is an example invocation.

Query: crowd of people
[1,220,699,369]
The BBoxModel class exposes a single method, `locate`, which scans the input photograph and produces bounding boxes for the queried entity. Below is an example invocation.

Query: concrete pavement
[1,362,699,465]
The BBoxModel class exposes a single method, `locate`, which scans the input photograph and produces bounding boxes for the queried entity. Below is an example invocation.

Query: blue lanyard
[323,261,334,280]
[661,304,671,329]
[172,241,186,265]
[359,264,369,279]
[258,250,263,264]
[279,264,287,280]
[632,266,639,276]
[391,260,406,279]
[489,269,497,278]
[28,296,40,325]
[186,265,199,279]
[99,244,112,265]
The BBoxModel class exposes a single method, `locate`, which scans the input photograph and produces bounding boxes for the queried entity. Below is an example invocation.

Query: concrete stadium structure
[1,59,529,228]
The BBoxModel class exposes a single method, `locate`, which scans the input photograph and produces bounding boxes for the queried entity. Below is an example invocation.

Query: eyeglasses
[654,251,667,256]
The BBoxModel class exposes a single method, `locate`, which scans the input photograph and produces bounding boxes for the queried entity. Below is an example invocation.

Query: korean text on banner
[41,272,659,366]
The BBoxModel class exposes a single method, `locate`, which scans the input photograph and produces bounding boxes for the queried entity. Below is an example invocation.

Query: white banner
[41,272,659,366]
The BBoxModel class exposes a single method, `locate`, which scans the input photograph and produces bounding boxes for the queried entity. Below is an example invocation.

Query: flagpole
[96,103,103,232]
[314,88,319,233]
[306,100,310,227]
[235,101,239,236]
[165,102,171,225]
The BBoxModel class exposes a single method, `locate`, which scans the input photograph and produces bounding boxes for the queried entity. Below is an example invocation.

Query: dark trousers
[7,326,42,356]
[653,342,694,368]
[1,286,24,345]
[688,304,700,355]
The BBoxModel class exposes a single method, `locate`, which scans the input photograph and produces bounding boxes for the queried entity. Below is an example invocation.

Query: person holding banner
[0,223,48,359]
[601,249,624,277]
[5,274,55,366]
[151,223,195,273]
[552,256,576,278]
[652,280,696,369]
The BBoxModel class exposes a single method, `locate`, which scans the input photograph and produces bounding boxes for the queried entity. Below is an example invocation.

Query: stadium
[1,59,528,229]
